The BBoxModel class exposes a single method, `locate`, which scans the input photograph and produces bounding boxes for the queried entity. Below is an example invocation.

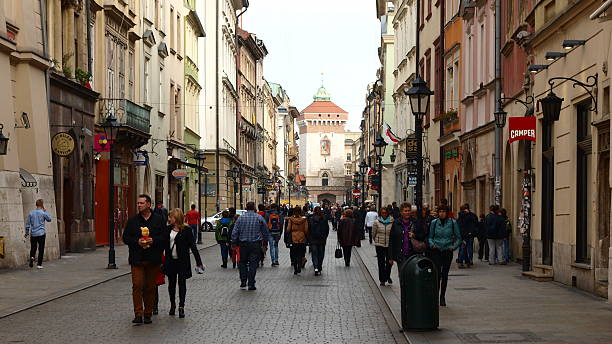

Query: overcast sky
[242,0,381,132]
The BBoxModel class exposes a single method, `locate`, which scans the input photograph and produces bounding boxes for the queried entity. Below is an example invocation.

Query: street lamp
[405,76,433,222]
[100,113,121,269]
[193,150,206,244]
[0,124,9,155]
[227,167,239,209]
[373,135,387,210]
[542,73,598,123]
[494,109,507,128]
[540,90,564,123]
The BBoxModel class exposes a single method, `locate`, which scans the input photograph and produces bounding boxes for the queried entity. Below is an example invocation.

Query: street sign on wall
[405,138,418,159]
[509,116,536,143]
[352,189,361,198]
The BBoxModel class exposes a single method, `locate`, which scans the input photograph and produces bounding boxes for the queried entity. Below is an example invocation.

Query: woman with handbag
[388,203,425,277]
[372,207,394,286]
[163,209,204,318]
[286,207,309,275]
[428,204,462,307]
[337,208,360,267]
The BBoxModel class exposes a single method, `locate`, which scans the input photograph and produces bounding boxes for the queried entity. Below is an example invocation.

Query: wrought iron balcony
[98,98,151,135]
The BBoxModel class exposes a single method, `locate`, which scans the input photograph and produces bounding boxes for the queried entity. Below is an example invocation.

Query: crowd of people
[118,193,513,325]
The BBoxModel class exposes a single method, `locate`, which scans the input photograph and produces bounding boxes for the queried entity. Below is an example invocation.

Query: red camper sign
[508,117,536,143]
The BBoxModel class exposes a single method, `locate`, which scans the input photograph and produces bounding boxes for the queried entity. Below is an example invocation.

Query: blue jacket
[428,218,461,251]
[25,208,51,237]
[485,213,505,239]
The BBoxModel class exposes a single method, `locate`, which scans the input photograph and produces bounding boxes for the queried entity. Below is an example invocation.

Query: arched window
[322,173,329,186]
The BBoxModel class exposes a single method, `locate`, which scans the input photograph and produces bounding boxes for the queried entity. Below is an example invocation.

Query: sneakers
[314,268,320,276]
[143,316,152,324]
[29,257,34,268]
[248,286,257,291]
[36,265,44,269]
[240,281,247,289]
[132,316,144,324]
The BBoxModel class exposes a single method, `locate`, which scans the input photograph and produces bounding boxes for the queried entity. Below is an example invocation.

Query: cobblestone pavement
[0,234,406,344]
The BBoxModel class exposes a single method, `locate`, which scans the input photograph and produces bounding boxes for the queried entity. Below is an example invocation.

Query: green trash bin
[399,254,439,330]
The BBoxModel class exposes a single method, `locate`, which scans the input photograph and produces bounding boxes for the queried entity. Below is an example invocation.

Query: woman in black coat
[164,208,204,318]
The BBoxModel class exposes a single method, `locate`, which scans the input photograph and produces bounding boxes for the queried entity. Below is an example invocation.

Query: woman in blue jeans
[215,211,233,268]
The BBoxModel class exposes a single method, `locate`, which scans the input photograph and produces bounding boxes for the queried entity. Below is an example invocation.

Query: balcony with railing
[98,98,151,147]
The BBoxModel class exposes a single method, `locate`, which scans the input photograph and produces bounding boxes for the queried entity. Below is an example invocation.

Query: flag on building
[383,123,401,145]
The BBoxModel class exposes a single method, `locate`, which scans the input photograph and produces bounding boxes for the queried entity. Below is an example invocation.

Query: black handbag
[335,243,343,259]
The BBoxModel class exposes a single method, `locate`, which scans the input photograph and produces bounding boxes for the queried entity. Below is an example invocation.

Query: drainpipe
[215,0,220,211]
[86,0,92,74]
[235,3,248,209]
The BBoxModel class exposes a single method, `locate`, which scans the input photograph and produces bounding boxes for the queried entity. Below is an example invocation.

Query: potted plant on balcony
[442,108,458,126]
[75,69,93,89]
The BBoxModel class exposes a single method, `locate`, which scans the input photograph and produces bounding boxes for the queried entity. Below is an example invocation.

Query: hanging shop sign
[172,169,188,179]
[444,148,459,160]
[405,138,418,159]
[51,132,75,156]
[133,151,148,166]
[508,117,536,143]
[94,134,110,152]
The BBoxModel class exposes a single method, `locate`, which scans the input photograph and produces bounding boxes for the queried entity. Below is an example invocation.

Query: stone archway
[317,193,336,204]
[462,153,476,210]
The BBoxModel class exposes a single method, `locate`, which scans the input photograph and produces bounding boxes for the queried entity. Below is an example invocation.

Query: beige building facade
[527,0,611,299]
[0,0,59,268]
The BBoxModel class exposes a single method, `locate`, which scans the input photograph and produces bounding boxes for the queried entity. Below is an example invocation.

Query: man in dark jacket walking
[485,205,505,264]
[456,204,478,268]
[308,206,329,275]
[123,194,167,324]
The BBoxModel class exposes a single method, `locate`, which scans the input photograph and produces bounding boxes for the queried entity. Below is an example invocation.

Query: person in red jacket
[185,204,200,242]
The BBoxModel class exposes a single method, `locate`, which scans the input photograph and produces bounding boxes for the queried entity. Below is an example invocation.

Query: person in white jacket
[364,206,379,244]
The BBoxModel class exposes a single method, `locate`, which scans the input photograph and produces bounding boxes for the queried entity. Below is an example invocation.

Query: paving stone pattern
[0,234,403,344]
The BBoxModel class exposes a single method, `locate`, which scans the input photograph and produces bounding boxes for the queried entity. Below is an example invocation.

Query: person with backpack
[215,210,233,268]
[456,203,478,268]
[372,207,394,286]
[485,205,505,265]
[265,204,283,266]
[428,204,461,307]
[286,207,309,275]
[388,203,425,277]
[308,206,330,276]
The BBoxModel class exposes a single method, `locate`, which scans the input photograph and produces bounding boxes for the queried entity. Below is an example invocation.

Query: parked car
[201,209,247,232]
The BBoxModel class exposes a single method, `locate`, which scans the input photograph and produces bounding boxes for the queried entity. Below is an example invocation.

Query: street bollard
[399,254,439,331]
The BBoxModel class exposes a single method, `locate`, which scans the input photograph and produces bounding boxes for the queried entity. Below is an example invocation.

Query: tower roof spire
[313,73,331,101]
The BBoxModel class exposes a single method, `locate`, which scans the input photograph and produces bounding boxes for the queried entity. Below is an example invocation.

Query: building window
[176,14,181,55]
[541,119,555,266]
[144,57,150,104]
[155,175,164,206]
[345,165,352,176]
[128,49,134,101]
[576,102,592,263]
[346,152,352,161]
[170,7,174,49]
[322,173,329,186]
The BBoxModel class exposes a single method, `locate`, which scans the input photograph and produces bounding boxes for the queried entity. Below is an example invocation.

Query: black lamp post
[373,135,387,210]
[288,175,294,207]
[359,160,368,206]
[494,109,508,128]
[0,124,8,155]
[228,167,239,209]
[101,113,121,269]
[353,171,360,206]
[405,76,433,222]
[194,150,206,243]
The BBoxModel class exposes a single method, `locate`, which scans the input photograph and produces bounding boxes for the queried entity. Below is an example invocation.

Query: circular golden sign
[51,132,75,156]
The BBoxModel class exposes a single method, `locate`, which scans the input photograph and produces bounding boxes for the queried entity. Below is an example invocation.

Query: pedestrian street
[0,234,406,344]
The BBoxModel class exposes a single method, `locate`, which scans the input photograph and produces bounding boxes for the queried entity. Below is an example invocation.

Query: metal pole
[378,157,383,210]
[234,180,238,209]
[197,157,202,243]
[215,0,220,212]
[415,0,423,222]
[204,173,208,230]
[494,0,503,206]
[239,168,243,209]
[107,144,116,269]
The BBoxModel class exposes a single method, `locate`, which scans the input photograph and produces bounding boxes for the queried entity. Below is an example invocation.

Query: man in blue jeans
[25,199,52,268]
[265,204,283,266]
[231,202,270,290]
[457,203,478,268]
